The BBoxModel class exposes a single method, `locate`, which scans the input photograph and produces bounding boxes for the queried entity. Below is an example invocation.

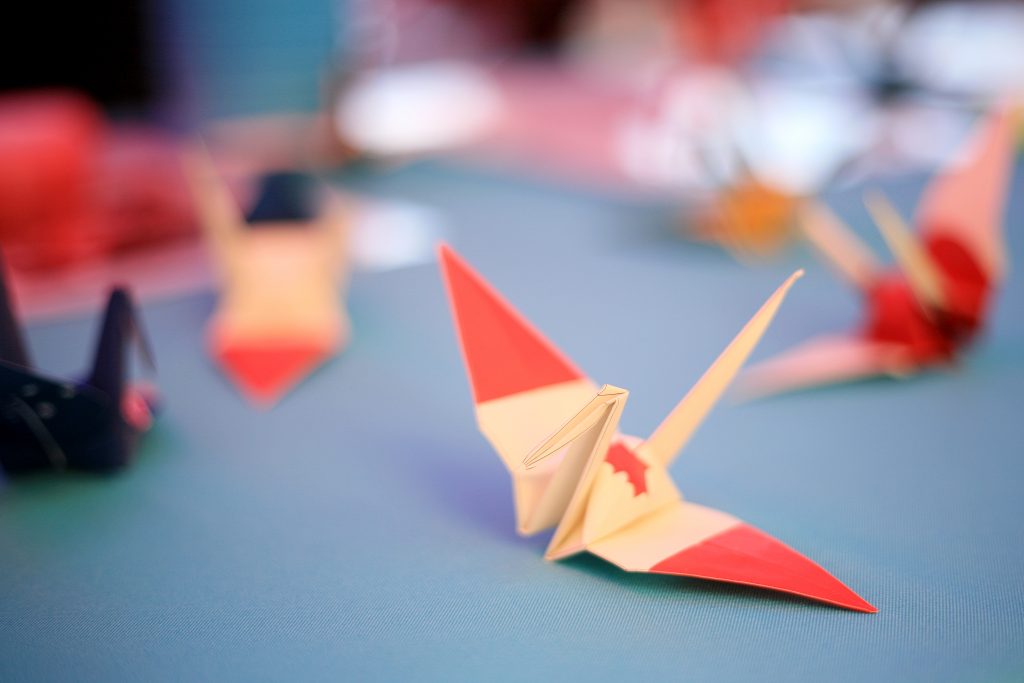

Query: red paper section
[605,441,649,496]
[216,341,334,407]
[863,274,955,365]
[927,234,991,332]
[650,523,876,613]
[438,244,585,404]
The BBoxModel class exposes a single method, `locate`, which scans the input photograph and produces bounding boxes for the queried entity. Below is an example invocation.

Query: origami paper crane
[438,245,875,612]
[741,107,1017,397]
[0,254,157,473]
[690,176,803,257]
[184,148,350,407]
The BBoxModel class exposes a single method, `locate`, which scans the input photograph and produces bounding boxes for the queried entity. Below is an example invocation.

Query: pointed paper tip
[437,243,586,404]
[772,270,804,303]
[0,247,31,368]
[651,523,876,613]
[214,338,336,408]
[106,286,133,315]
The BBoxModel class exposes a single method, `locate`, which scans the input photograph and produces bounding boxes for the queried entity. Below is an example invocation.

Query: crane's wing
[642,270,803,467]
[87,288,156,406]
[587,499,876,612]
[916,106,1017,285]
[438,245,598,534]
[739,334,912,398]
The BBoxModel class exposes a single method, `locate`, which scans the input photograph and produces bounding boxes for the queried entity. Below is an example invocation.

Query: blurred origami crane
[743,106,1018,397]
[0,254,157,473]
[184,147,350,407]
[438,245,874,612]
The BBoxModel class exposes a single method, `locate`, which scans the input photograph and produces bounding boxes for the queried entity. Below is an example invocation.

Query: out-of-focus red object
[864,236,991,366]
[741,105,1018,397]
[0,90,196,270]
[675,0,790,64]
[0,91,102,267]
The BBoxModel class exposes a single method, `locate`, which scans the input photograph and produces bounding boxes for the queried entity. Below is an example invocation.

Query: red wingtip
[651,523,877,613]
[437,244,585,404]
[215,340,335,408]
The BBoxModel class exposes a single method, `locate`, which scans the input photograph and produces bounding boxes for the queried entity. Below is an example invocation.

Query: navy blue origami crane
[0,255,158,474]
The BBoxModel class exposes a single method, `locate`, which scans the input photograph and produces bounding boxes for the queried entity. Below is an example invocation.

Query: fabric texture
[1,162,1022,682]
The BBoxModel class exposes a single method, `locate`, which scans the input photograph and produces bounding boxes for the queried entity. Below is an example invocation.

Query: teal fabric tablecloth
[1,161,1023,681]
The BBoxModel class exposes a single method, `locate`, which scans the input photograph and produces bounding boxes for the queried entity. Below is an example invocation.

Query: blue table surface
[1,161,1022,682]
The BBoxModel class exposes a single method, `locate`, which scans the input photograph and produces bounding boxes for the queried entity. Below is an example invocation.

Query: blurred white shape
[618,68,878,195]
[336,61,503,156]
[885,104,974,166]
[736,83,877,194]
[351,198,446,271]
[617,68,746,193]
[897,1,1024,97]
[756,6,908,87]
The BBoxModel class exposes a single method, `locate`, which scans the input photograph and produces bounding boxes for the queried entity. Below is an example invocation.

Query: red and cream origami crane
[184,148,350,407]
[743,107,1018,396]
[438,245,875,612]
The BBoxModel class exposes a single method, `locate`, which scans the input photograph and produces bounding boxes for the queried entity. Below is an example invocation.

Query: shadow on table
[399,436,548,547]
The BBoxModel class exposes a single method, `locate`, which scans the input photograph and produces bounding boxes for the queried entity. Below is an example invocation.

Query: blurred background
[3,5,1024,680]
[1,0,1023,314]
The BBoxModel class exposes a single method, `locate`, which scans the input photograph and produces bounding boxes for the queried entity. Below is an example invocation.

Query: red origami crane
[439,244,874,612]
[183,147,351,407]
[743,106,1018,396]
